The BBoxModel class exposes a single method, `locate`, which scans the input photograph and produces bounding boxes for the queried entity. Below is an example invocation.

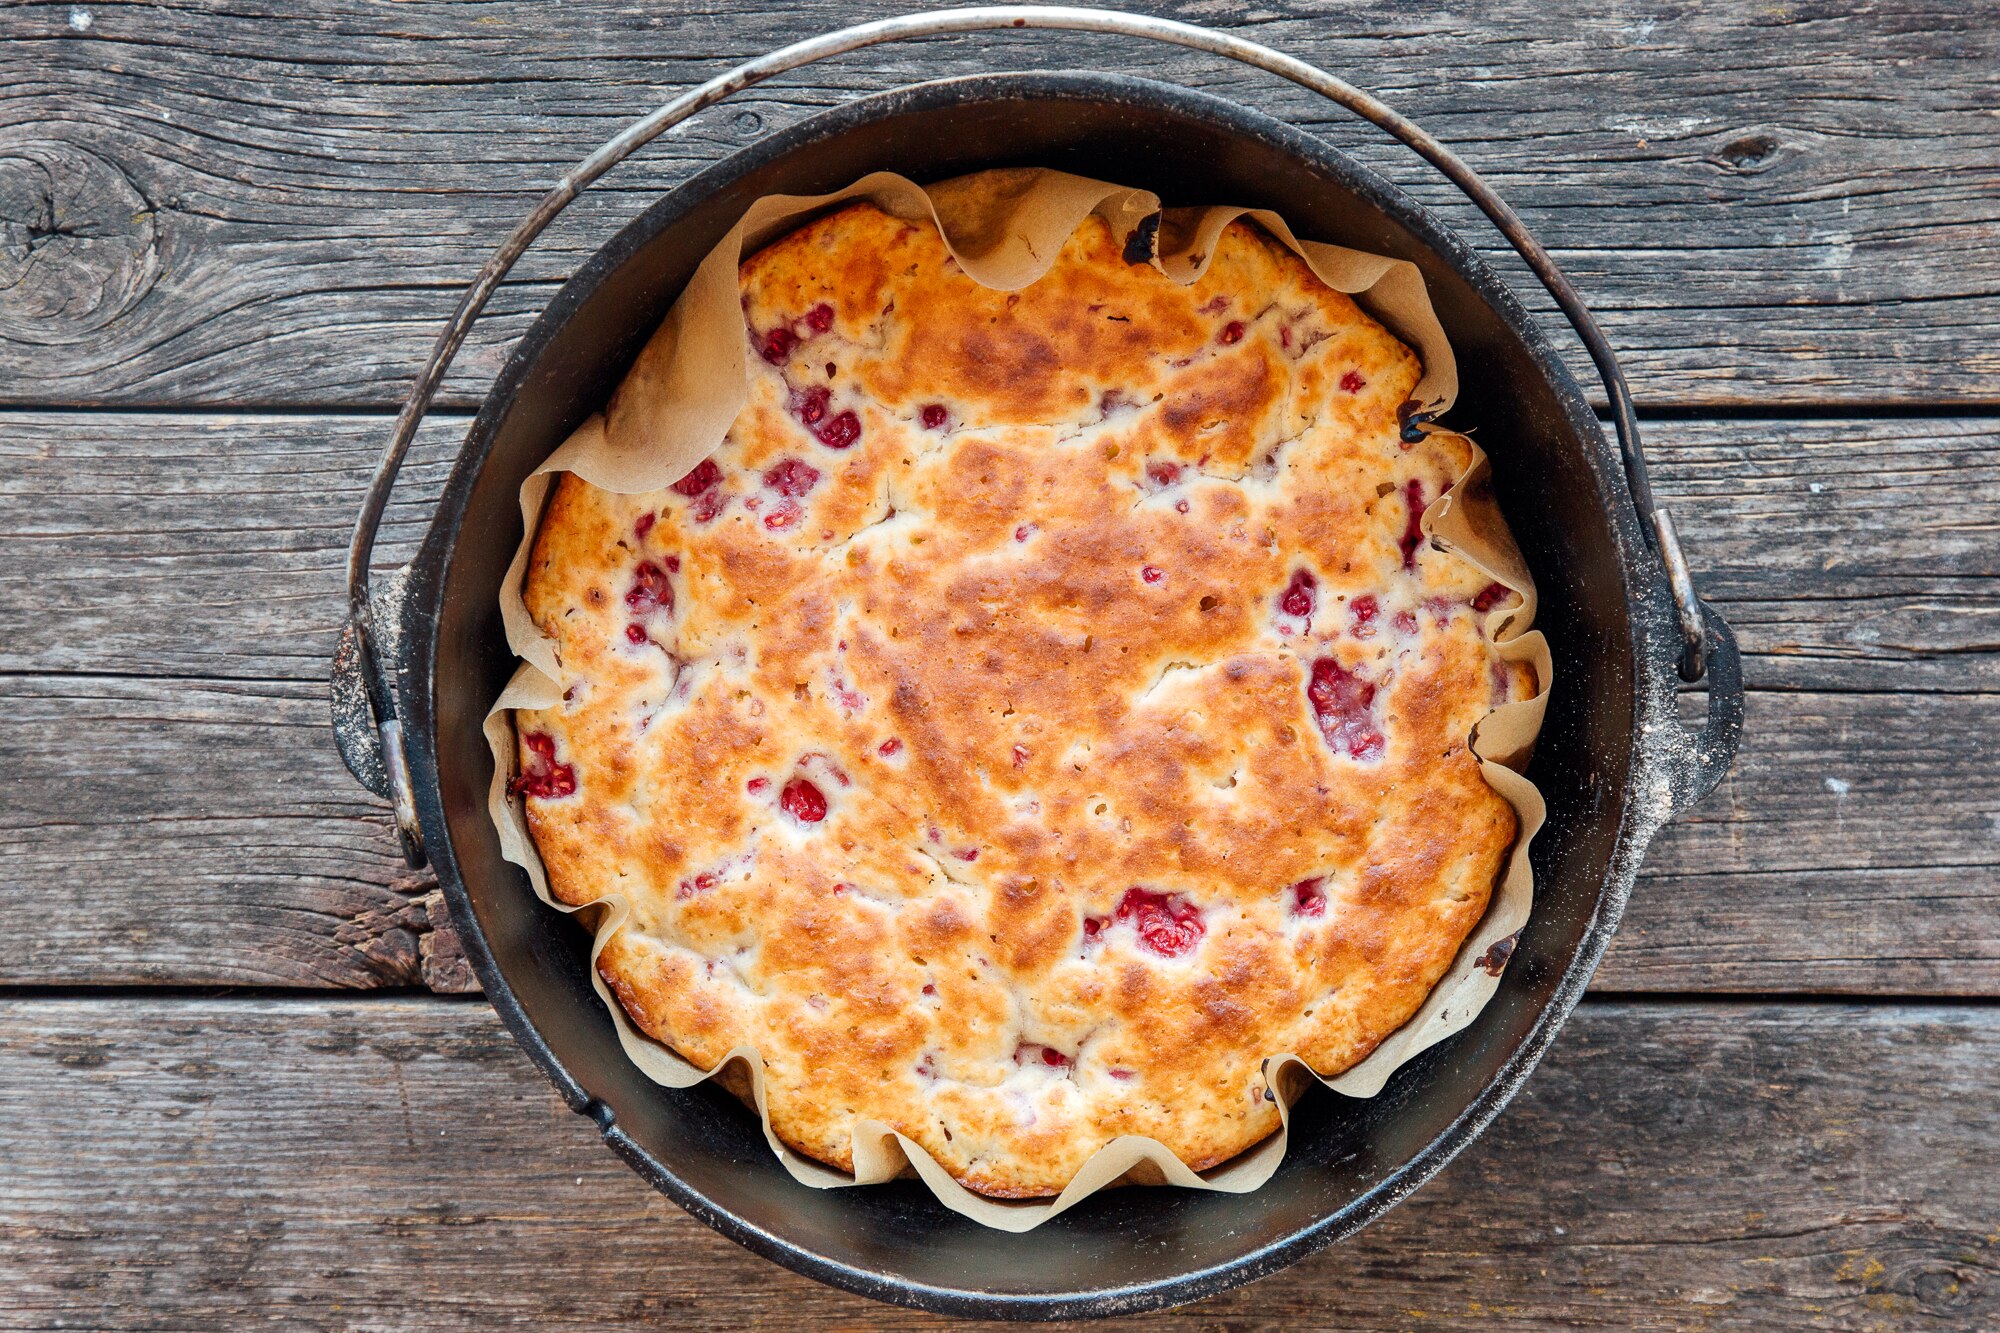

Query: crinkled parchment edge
[481,169,1551,1231]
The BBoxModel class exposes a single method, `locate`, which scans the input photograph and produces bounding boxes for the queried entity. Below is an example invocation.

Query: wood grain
[0,413,452,682]
[0,676,414,988]
[1654,416,2000,695]
[1,0,1996,409]
[0,996,1991,1329]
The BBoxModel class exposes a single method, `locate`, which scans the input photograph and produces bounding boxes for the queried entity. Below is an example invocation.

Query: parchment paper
[482,169,1552,1230]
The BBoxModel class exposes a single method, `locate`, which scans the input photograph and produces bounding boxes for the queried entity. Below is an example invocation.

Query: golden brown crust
[513,204,1531,1198]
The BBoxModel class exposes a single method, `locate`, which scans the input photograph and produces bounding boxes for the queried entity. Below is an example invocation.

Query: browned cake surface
[511,203,1533,1199]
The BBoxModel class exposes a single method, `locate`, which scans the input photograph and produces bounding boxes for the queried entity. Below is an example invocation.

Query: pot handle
[1665,605,1744,819]
[343,5,1730,864]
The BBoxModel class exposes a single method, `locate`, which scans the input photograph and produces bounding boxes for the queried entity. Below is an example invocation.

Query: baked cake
[510,202,1533,1198]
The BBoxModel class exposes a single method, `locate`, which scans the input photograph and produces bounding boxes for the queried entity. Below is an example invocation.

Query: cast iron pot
[333,10,1743,1320]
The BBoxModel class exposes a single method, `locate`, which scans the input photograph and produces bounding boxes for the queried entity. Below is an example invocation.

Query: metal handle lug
[1651,509,1709,682]
[378,718,427,868]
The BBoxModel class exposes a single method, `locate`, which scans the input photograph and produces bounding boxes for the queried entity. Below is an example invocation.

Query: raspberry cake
[510,202,1534,1199]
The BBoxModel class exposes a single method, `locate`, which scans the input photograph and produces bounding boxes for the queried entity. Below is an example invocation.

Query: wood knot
[0,135,160,346]
[1713,131,1783,174]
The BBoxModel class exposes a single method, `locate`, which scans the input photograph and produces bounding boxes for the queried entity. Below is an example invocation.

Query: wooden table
[3,2,1995,1326]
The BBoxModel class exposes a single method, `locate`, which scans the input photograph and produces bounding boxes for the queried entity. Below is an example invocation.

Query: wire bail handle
[347,5,1711,867]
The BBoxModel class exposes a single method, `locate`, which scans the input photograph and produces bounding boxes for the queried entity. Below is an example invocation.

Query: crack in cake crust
[514,203,1534,1199]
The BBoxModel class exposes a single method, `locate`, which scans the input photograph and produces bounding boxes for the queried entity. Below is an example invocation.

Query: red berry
[747,777,770,794]
[1350,595,1378,628]
[953,848,978,863]
[691,488,727,524]
[1339,369,1366,394]
[1291,876,1327,917]
[1472,582,1511,613]
[920,403,949,430]
[670,458,722,497]
[759,326,798,365]
[763,458,821,497]
[1307,658,1385,761]
[763,498,802,531]
[1279,568,1317,619]
[826,675,864,715]
[1146,460,1182,487]
[1012,744,1029,769]
[1014,1043,1072,1069]
[664,554,680,573]
[624,561,673,617]
[510,732,577,800]
[1141,565,1165,585]
[814,409,861,449]
[878,738,902,758]
[779,778,827,823]
[805,302,834,333]
[794,384,830,426]
[677,871,721,900]
[1175,499,1190,514]
[1400,479,1426,570]
[624,623,647,645]
[1219,320,1245,345]
[1113,887,1205,958]
[633,511,655,540]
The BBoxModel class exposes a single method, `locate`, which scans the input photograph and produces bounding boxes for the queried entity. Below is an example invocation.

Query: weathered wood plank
[0,997,1991,1329]
[0,671,1993,993]
[4,413,1995,692]
[1,0,1995,409]
[1613,684,2000,993]
[1651,414,2000,694]
[0,676,415,987]
[0,413,452,683]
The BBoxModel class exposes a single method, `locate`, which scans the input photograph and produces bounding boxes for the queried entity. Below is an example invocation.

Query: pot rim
[384,69,1736,1320]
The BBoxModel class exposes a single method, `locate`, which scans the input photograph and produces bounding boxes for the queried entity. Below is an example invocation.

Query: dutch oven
[331,8,1743,1319]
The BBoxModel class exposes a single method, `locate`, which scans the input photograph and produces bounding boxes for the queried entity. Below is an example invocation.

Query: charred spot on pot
[1396,398,1440,445]
[1474,931,1520,977]
[1123,211,1161,265]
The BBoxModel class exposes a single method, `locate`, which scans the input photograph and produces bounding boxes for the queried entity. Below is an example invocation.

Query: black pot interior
[408,73,1638,1316]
